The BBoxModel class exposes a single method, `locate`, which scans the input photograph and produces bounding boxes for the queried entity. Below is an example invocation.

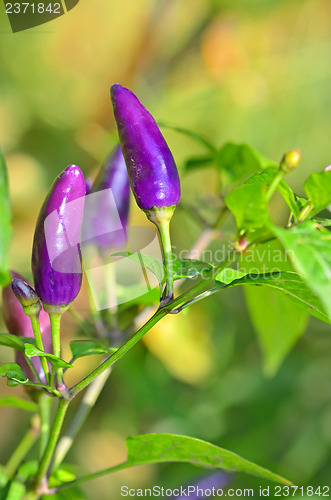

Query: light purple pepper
[2,272,52,384]
[110,84,181,211]
[89,145,130,250]
[32,165,85,307]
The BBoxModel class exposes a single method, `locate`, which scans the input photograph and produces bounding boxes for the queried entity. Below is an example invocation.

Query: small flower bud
[2,272,52,384]
[11,279,41,317]
[280,149,301,173]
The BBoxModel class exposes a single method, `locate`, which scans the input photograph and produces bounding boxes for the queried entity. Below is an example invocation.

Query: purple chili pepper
[110,84,180,212]
[2,272,52,384]
[31,164,85,309]
[87,145,130,251]
[110,84,181,305]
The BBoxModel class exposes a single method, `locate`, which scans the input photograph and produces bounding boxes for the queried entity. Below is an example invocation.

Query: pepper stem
[45,308,66,391]
[29,314,50,384]
[145,206,176,306]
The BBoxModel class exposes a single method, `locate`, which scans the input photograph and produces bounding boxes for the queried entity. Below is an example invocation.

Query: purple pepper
[171,472,230,499]
[86,145,130,251]
[2,272,52,384]
[31,165,85,308]
[110,84,180,212]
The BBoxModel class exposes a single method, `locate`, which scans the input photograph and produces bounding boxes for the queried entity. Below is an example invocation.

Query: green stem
[5,415,39,478]
[298,201,314,222]
[34,398,69,489]
[156,216,174,306]
[70,255,234,399]
[266,169,284,202]
[29,315,50,384]
[55,462,129,492]
[49,313,63,388]
[53,366,112,470]
[38,394,52,459]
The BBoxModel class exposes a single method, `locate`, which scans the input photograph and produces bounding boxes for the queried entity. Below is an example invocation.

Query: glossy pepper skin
[90,145,130,250]
[2,272,52,383]
[110,84,180,211]
[32,165,85,308]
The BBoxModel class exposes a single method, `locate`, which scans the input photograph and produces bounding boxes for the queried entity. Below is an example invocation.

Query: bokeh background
[0,0,331,498]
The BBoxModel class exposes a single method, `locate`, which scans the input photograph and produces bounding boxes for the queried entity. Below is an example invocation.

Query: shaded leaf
[0,396,37,412]
[0,149,11,286]
[216,143,277,183]
[172,258,214,280]
[70,340,116,361]
[244,287,308,376]
[183,155,214,172]
[24,344,72,370]
[158,123,217,153]
[215,270,329,323]
[271,222,331,321]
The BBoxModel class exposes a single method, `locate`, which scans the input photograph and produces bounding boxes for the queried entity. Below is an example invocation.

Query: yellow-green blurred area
[0,0,331,498]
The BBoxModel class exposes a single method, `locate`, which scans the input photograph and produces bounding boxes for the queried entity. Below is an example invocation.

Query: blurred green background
[0,0,331,498]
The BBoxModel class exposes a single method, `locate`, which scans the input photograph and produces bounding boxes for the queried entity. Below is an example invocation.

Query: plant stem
[53,367,112,470]
[155,216,174,306]
[34,398,69,489]
[70,256,233,399]
[29,315,50,384]
[266,169,284,202]
[298,201,314,222]
[55,462,129,492]
[38,393,52,459]
[49,312,63,388]
[5,415,39,478]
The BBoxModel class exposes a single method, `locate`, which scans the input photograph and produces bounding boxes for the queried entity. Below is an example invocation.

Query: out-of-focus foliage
[0,0,331,498]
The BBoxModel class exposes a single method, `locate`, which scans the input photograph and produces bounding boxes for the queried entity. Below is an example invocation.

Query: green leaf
[158,123,218,153]
[17,460,38,482]
[0,334,25,352]
[215,270,329,323]
[0,363,28,386]
[113,252,165,286]
[225,183,269,230]
[216,268,247,284]
[0,396,37,412]
[271,222,331,321]
[70,340,116,361]
[216,143,277,183]
[125,434,292,485]
[244,287,308,376]
[172,258,214,280]
[183,155,214,172]
[24,344,73,370]
[304,170,331,214]
[0,149,11,286]
[245,167,304,219]
[6,479,25,500]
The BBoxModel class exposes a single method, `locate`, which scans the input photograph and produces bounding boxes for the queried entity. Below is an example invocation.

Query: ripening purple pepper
[2,272,52,384]
[32,165,85,308]
[110,84,180,212]
[89,145,130,250]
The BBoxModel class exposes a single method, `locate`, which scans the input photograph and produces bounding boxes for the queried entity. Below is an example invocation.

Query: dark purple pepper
[32,165,85,307]
[85,145,130,251]
[110,84,181,211]
[2,272,52,384]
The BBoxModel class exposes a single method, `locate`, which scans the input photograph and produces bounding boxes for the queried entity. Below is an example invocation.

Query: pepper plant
[0,84,330,499]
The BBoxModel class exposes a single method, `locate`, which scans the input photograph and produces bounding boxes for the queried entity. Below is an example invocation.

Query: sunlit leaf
[24,344,72,370]
[215,270,329,323]
[271,222,331,321]
[225,183,269,230]
[304,170,331,215]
